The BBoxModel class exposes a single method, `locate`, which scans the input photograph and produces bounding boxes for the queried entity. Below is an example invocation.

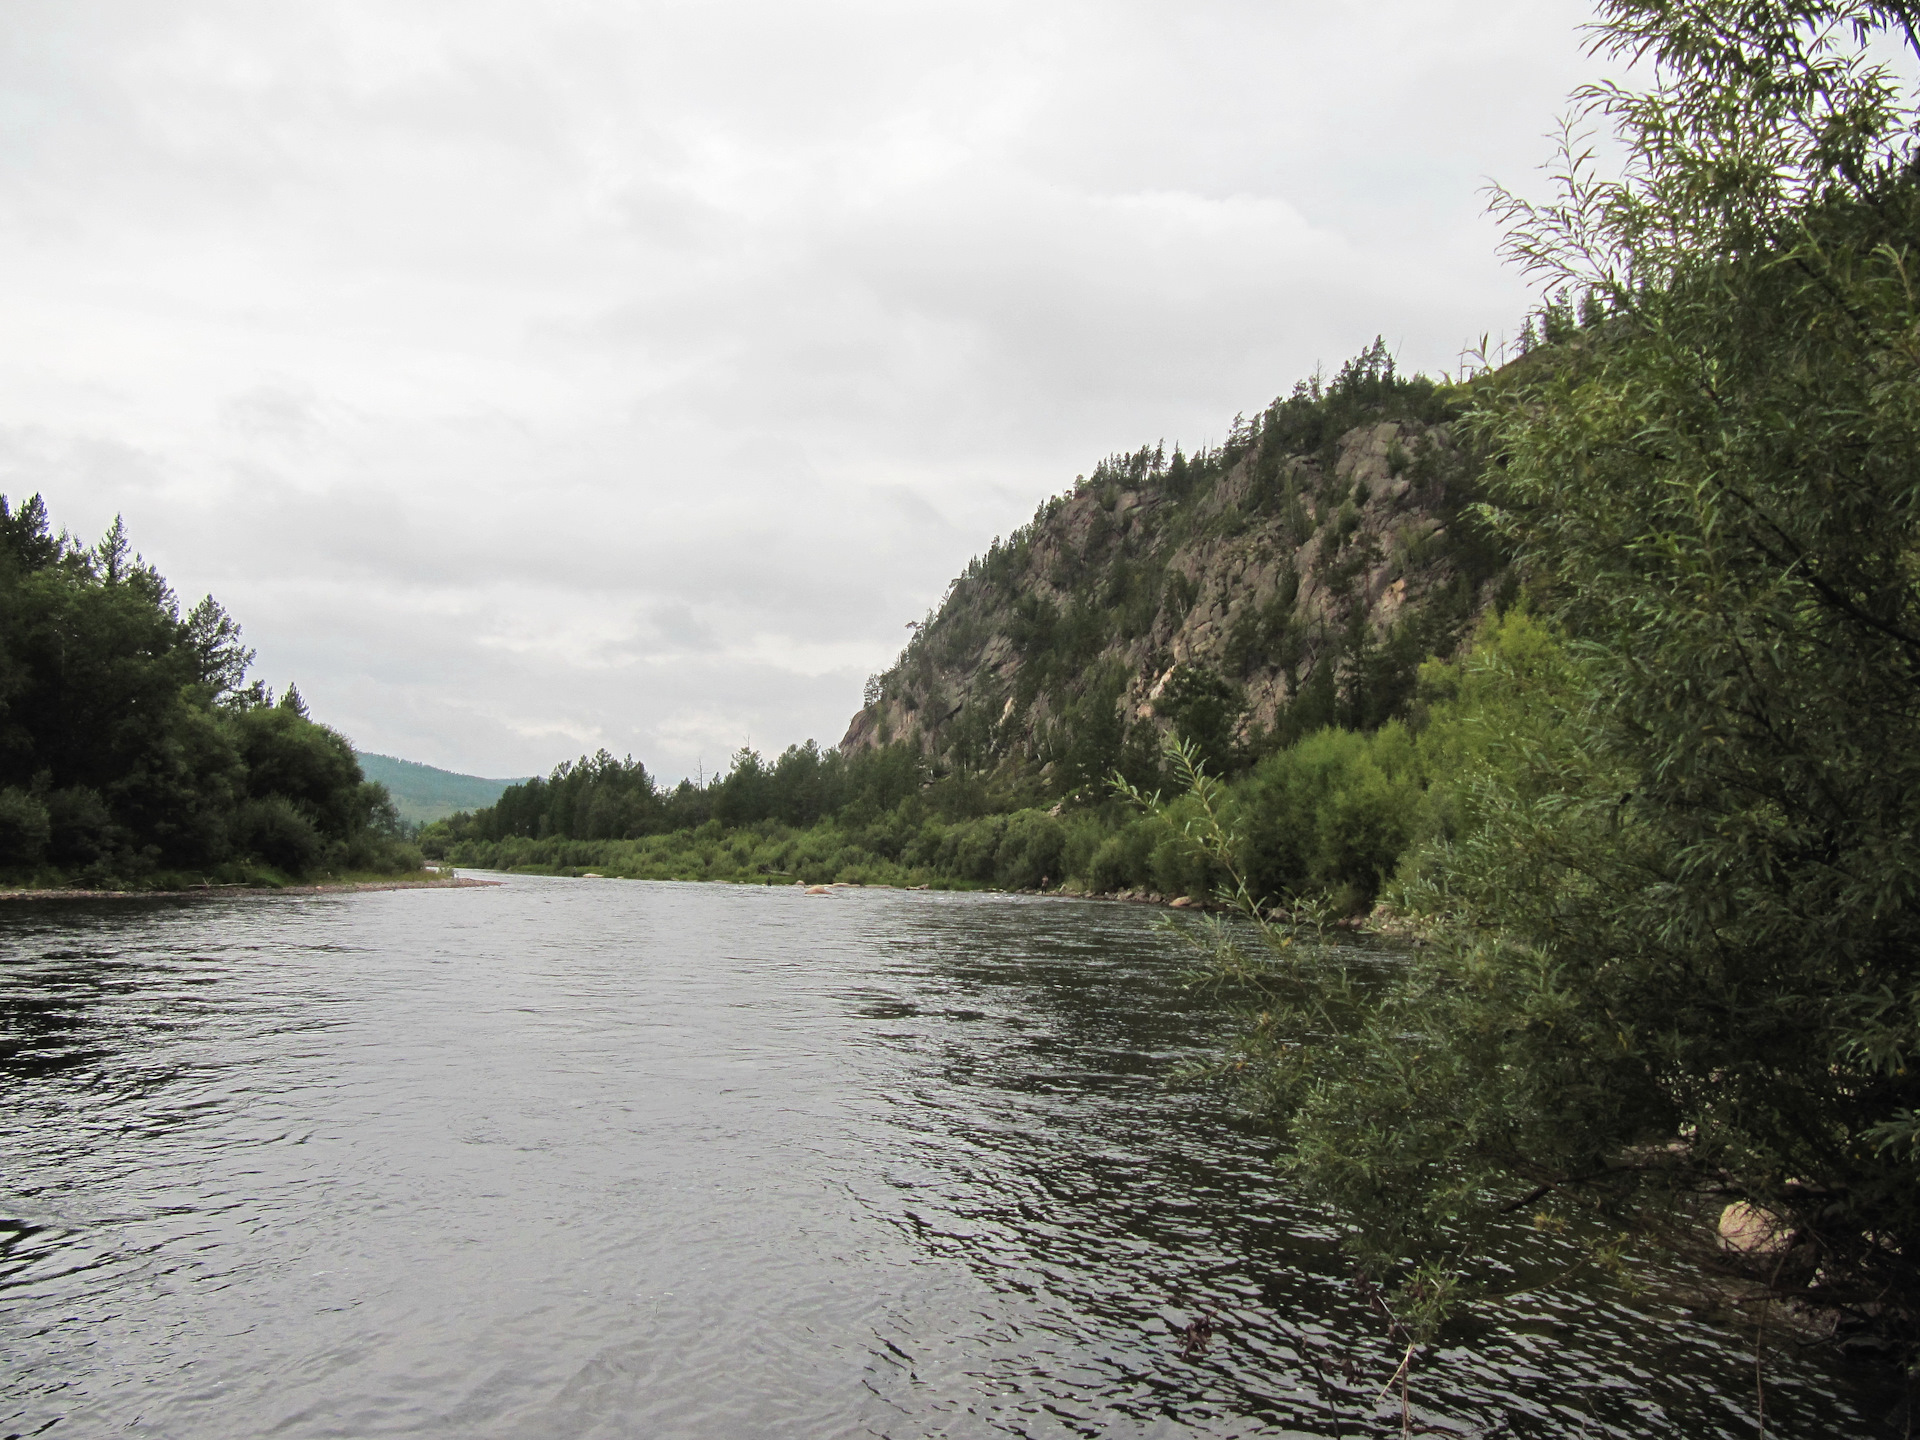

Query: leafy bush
[45,787,114,868]
[0,788,50,867]
[1237,724,1422,912]
[235,796,322,874]
[1085,819,1159,892]
[947,815,1007,882]
[994,810,1066,889]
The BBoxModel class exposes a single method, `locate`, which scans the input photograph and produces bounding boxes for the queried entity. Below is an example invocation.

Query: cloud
[0,0,1609,778]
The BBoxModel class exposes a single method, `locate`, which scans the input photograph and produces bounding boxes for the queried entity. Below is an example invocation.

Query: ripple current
[0,876,1894,1437]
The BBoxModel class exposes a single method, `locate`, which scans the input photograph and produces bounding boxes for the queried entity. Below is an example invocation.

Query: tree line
[423,609,1540,916]
[424,741,929,851]
[0,498,419,885]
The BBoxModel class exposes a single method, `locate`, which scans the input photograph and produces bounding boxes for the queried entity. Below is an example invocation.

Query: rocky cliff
[840,353,1510,789]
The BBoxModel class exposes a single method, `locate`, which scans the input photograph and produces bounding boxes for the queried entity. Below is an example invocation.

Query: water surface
[0,877,1891,1437]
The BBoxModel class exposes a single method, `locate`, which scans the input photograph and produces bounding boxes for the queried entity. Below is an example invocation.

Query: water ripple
[0,878,1897,1437]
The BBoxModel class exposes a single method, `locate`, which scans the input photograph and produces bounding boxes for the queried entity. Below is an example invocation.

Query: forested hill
[840,341,1512,789]
[354,753,523,826]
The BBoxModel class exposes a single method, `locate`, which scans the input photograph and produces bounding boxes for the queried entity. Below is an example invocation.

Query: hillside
[355,753,523,826]
[840,343,1511,789]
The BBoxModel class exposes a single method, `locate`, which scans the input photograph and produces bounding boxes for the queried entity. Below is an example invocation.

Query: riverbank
[498,866,1227,908]
[0,870,498,901]
[504,867,1406,930]
[431,798,1406,921]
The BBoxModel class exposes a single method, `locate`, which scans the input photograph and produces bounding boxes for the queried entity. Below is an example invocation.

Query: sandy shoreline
[0,874,500,902]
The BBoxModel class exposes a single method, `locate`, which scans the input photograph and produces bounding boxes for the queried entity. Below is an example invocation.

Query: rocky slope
[840,360,1509,788]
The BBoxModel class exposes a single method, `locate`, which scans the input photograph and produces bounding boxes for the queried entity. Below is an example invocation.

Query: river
[0,876,1894,1437]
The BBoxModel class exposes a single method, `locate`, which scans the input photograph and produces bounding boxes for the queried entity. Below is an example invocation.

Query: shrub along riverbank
[1173,0,1920,1385]
[428,607,1554,910]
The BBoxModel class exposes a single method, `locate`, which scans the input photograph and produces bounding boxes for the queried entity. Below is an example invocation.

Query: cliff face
[841,369,1509,787]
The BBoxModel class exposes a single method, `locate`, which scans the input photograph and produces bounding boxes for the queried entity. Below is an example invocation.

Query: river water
[0,876,1894,1438]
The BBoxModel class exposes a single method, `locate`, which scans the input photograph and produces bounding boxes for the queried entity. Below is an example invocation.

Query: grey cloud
[0,0,1611,778]
[644,602,717,654]
[219,383,322,441]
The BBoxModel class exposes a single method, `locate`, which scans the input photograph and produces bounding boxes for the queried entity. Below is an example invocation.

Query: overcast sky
[0,0,1608,781]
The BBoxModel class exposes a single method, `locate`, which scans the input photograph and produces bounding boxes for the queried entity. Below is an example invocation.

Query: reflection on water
[0,878,1896,1437]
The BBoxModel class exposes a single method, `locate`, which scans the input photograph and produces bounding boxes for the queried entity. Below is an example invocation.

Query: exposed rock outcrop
[841,383,1508,783]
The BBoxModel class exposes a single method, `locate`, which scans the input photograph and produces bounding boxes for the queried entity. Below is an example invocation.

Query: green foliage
[1053,687,1117,793]
[1256,338,1457,471]
[0,495,418,885]
[45,786,112,868]
[235,701,364,839]
[1239,724,1422,913]
[1406,609,1587,845]
[235,795,323,875]
[1086,819,1162,894]
[431,740,934,855]
[445,801,1104,893]
[0,788,50,866]
[440,699,1454,913]
[1152,663,1243,775]
[994,810,1068,889]
[1165,0,1920,1356]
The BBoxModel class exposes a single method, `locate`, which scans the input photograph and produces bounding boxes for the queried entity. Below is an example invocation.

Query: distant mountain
[355,753,526,826]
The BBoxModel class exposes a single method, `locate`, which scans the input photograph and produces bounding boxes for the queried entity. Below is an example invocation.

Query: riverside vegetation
[1181,0,1920,1403]
[0,498,422,888]
[421,608,1542,915]
[8,0,1905,1409]
[426,0,1920,1392]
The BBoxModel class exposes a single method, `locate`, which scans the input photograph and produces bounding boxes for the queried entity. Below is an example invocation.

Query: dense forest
[424,0,1920,1370]
[0,498,421,886]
